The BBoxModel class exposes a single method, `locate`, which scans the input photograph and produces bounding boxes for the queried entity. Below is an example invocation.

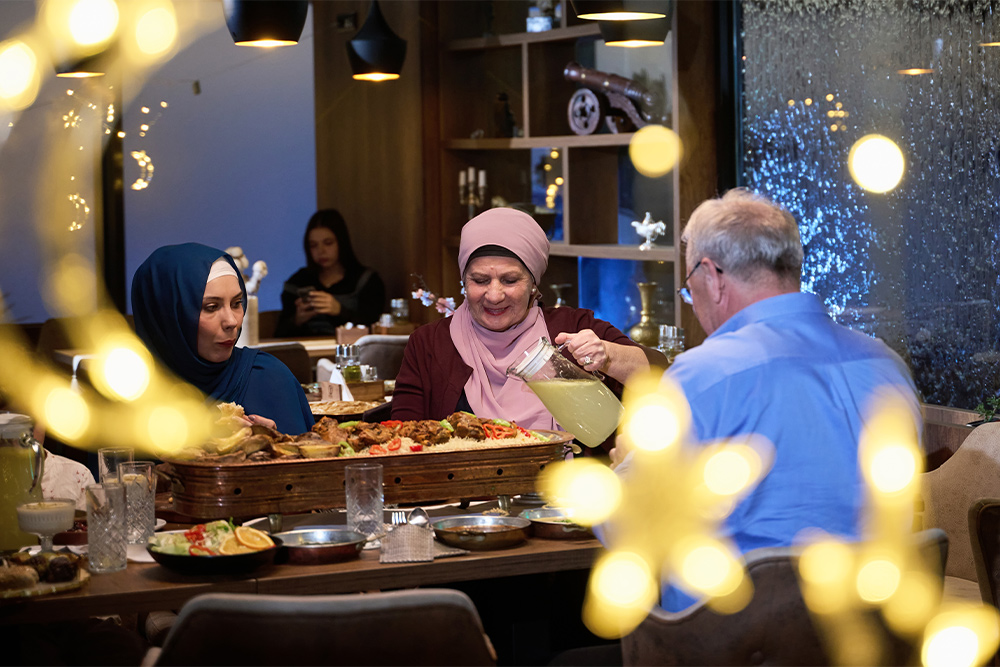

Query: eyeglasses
[677,260,723,305]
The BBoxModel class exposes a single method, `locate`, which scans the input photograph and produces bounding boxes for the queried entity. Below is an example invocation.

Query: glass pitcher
[0,413,44,552]
[506,338,624,448]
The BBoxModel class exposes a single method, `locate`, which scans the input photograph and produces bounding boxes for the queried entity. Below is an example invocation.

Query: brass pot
[627,282,663,348]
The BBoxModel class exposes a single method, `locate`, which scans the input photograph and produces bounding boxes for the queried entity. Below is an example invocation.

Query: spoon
[408,507,430,528]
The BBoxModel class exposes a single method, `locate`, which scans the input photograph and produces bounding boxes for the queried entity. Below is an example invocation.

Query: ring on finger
[583,356,593,366]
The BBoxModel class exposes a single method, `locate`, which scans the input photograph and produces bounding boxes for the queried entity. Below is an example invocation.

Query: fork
[390,510,407,528]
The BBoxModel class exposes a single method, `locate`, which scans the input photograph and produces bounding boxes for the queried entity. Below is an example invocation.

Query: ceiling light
[347,0,407,82]
[600,16,670,46]
[571,0,670,21]
[222,0,308,48]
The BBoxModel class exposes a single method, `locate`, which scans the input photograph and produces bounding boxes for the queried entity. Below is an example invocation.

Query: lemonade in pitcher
[0,414,44,552]
[508,338,625,448]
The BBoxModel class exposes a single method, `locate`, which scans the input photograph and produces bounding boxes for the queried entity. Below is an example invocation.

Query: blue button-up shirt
[612,292,920,611]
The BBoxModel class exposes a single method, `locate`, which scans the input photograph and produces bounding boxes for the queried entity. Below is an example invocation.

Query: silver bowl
[432,515,530,551]
[274,528,367,565]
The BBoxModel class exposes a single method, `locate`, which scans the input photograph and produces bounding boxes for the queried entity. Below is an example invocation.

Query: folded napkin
[380,524,434,563]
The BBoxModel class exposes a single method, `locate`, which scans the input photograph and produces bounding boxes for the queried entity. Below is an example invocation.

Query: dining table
[0,504,604,626]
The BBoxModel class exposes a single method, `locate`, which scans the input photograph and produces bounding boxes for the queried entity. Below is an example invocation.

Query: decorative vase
[627,282,664,348]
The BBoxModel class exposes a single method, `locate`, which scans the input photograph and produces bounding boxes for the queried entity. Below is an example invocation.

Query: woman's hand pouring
[554,330,608,373]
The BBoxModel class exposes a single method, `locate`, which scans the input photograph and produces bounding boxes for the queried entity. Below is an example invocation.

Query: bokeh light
[539,458,622,525]
[856,557,901,603]
[623,402,678,452]
[584,551,659,639]
[0,39,40,110]
[629,125,682,178]
[921,605,1000,667]
[869,443,918,494]
[848,134,905,193]
[98,345,151,401]
[703,448,753,496]
[677,540,741,596]
[69,0,120,47]
[42,385,90,441]
[135,3,177,57]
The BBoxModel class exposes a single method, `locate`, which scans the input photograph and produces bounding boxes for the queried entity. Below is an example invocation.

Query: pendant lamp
[223,0,309,48]
[347,0,407,82]
[599,16,670,47]
[56,53,106,78]
[571,0,670,21]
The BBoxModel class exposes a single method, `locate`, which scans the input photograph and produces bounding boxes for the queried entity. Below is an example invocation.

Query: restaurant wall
[0,2,317,325]
[741,0,1000,410]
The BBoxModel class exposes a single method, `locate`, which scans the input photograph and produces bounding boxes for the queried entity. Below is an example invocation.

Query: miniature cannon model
[564,62,658,135]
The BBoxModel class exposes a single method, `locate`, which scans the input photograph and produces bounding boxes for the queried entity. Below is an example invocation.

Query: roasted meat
[446,412,487,441]
[397,420,452,446]
[312,417,350,445]
[348,422,396,449]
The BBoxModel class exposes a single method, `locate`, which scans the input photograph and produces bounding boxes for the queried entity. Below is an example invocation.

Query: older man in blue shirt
[612,189,921,612]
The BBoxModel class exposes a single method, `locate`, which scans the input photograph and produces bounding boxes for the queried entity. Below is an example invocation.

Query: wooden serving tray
[160,431,572,521]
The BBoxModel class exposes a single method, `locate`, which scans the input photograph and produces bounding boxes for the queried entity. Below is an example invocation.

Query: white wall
[0,1,317,324]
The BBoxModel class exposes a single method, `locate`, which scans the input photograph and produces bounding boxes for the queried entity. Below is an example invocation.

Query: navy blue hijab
[132,243,260,404]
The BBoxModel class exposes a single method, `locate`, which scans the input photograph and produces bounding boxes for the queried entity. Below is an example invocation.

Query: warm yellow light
[848,134,905,193]
[624,403,679,452]
[145,405,189,451]
[577,11,665,20]
[56,71,104,79]
[805,98,813,105]
[981,42,1000,47]
[236,39,298,48]
[550,149,559,159]
[43,386,90,441]
[799,538,854,586]
[826,93,834,101]
[555,177,564,185]
[0,40,40,110]
[593,551,656,607]
[69,0,119,46]
[679,542,740,596]
[46,254,97,314]
[897,68,933,76]
[540,458,621,525]
[100,347,150,401]
[856,558,900,603]
[883,570,938,633]
[353,72,400,82]
[869,443,917,494]
[135,5,177,57]
[629,125,682,178]
[924,626,979,667]
[604,39,664,47]
[703,449,752,496]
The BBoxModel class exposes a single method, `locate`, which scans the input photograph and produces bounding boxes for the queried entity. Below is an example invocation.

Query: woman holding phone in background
[275,209,386,337]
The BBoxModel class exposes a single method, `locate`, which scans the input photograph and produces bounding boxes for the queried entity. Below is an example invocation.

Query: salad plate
[146,523,282,575]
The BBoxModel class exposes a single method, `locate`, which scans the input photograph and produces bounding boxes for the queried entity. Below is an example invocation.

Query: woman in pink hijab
[392,208,659,451]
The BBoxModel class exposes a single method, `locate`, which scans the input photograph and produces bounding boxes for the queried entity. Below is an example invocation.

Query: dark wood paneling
[313,1,425,321]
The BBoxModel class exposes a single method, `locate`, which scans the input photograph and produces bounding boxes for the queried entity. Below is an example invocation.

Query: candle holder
[460,171,487,220]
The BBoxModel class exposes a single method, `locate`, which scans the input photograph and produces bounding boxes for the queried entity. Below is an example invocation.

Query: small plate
[274,528,366,565]
[519,508,593,540]
[0,567,90,599]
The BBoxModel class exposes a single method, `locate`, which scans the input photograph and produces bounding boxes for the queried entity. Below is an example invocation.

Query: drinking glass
[86,482,127,573]
[346,462,384,549]
[657,325,685,364]
[97,447,133,483]
[16,498,75,552]
[119,461,155,545]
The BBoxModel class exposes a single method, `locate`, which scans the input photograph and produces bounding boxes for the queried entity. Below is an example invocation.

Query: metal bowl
[432,515,530,551]
[520,508,593,540]
[146,531,282,575]
[273,528,367,565]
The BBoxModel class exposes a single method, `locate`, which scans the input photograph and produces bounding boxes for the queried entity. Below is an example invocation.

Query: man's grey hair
[682,189,803,284]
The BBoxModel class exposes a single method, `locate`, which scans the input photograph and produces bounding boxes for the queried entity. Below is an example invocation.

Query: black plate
[146,534,283,575]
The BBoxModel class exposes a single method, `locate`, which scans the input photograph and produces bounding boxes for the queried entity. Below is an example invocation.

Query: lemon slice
[235,526,274,550]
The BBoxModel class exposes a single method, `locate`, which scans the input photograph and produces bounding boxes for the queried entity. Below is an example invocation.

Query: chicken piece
[446,412,487,441]
[312,417,350,445]
[250,423,283,440]
[397,420,452,446]
[236,434,272,456]
[348,422,396,449]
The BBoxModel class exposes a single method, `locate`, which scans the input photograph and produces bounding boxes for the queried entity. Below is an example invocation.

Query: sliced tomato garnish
[387,437,402,451]
[408,444,423,452]
[369,444,388,455]
[380,420,402,428]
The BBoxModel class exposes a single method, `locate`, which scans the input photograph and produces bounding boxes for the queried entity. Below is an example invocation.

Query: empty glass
[657,325,685,364]
[119,461,155,545]
[86,482,127,573]
[346,462,383,549]
[97,447,133,483]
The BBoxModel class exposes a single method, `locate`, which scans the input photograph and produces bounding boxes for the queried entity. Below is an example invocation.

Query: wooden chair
[969,498,1000,609]
[920,421,1000,601]
[621,529,948,666]
[142,589,496,666]
[258,342,312,384]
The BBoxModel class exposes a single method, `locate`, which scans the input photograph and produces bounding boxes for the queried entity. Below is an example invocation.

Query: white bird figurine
[225,246,250,273]
[631,212,666,251]
[245,260,268,295]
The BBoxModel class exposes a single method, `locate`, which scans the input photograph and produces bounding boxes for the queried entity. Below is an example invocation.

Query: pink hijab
[450,208,558,430]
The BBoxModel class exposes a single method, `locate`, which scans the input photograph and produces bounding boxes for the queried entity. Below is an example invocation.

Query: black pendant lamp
[223,0,309,47]
[56,52,106,78]
[347,0,407,82]
[571,0,670,21]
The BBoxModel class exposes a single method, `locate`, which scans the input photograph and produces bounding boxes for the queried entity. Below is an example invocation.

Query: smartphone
[298,286,315,301]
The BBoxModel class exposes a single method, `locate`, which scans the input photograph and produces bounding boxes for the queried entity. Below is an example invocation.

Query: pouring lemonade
[508,338,624,448]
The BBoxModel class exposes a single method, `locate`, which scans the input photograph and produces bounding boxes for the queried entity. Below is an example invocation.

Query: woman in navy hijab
[132,243,313,435]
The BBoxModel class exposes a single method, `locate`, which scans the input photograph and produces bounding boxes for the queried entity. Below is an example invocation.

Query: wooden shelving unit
[433,0,682,326]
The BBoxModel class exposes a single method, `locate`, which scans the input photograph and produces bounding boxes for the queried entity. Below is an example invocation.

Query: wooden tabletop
[0,536,602,625]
